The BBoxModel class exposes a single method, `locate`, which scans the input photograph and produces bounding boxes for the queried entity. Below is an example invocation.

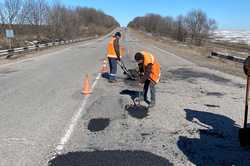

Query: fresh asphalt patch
[125,104,149,119]
[48,150,173,166]
[87,118,110,132]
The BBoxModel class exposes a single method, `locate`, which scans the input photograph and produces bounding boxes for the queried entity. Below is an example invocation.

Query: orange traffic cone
[100,59,108,73]
[82,74,91,95]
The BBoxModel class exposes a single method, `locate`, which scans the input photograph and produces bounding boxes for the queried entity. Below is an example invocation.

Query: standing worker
[134,51,161,108]
[107,32,121,82]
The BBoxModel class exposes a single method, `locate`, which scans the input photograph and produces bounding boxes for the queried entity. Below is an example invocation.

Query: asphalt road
[1,29,250,166]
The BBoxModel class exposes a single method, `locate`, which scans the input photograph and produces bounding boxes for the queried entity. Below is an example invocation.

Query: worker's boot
[148,101,155,108]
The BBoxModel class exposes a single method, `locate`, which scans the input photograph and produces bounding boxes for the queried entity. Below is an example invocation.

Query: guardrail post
[6,49,14,59]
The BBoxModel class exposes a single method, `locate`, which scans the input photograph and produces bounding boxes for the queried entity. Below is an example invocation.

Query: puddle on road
[125,104,149,119]
[88,118,110,132]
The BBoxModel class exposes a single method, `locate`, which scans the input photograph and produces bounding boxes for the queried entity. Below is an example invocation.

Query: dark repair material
[88,118,110,132]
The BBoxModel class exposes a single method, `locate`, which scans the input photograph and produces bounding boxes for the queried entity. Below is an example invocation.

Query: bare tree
[174,15,187,42]
[0,3,5,24]
[128,9,217,45]
[185,9,217,45]
[48,4,119,39]
[1,1,119,48]
[20,0,49,25]
[1,0,23,25]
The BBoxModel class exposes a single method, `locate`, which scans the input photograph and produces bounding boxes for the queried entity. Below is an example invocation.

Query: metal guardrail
[0,36,95,58]
[210,51,246,63]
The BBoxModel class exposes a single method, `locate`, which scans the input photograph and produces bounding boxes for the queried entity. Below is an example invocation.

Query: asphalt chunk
[125,104,149,119]
[206,92,224,97]
[205,104,220,108]
[88,118,110,132]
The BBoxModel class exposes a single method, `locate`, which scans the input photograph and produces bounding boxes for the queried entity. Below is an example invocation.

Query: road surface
[1,29,250,166]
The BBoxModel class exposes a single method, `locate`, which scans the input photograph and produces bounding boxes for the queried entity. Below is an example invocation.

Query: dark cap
[115,32,121,37]
[134,52,144,61]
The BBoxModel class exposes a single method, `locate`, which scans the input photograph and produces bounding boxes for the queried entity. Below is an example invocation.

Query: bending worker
[134,51,161,108]
[107,32,121,82]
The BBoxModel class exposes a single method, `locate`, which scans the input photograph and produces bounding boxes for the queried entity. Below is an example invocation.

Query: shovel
[117,60,136,80]
[239,76,250,147]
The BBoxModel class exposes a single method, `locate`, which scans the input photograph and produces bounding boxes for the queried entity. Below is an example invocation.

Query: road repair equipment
[239,56,250,147]
[82,74,91,95]
[117,60,137,80]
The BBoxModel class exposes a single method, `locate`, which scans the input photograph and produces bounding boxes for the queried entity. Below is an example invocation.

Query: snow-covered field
[212,30,250,45]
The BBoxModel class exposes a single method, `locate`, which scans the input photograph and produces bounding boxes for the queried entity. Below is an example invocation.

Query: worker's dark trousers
[108,58,117,80]
[144,79,156,104]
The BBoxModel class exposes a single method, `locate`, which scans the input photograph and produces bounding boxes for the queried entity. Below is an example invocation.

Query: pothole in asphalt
[205,104,220,108]
[88,118,110,132]
[125,104,149,119]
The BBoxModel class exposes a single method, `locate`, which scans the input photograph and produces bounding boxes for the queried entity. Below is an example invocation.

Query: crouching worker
[134,51,161,108]
[107,32,121,83]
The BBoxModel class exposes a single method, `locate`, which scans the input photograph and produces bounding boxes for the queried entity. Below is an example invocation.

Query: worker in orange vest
[107,32,121,82]
[134,51,161,108]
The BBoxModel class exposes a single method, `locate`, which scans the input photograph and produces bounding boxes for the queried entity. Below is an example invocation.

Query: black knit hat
[134,52,144,61]
[115,32,121,37]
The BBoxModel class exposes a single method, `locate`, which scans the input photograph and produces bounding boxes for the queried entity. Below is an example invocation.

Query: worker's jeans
[144,79,156,104]
[108,58,117,80]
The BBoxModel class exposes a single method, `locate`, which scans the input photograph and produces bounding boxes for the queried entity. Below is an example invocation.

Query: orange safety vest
[141,51,161,84]
[107,37,118,58]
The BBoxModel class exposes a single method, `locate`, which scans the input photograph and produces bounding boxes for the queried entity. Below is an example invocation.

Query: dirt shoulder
[129,29,246,78]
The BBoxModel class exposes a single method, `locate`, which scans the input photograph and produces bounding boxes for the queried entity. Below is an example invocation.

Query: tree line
[128,9,217,45]
[0,0,119,43]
